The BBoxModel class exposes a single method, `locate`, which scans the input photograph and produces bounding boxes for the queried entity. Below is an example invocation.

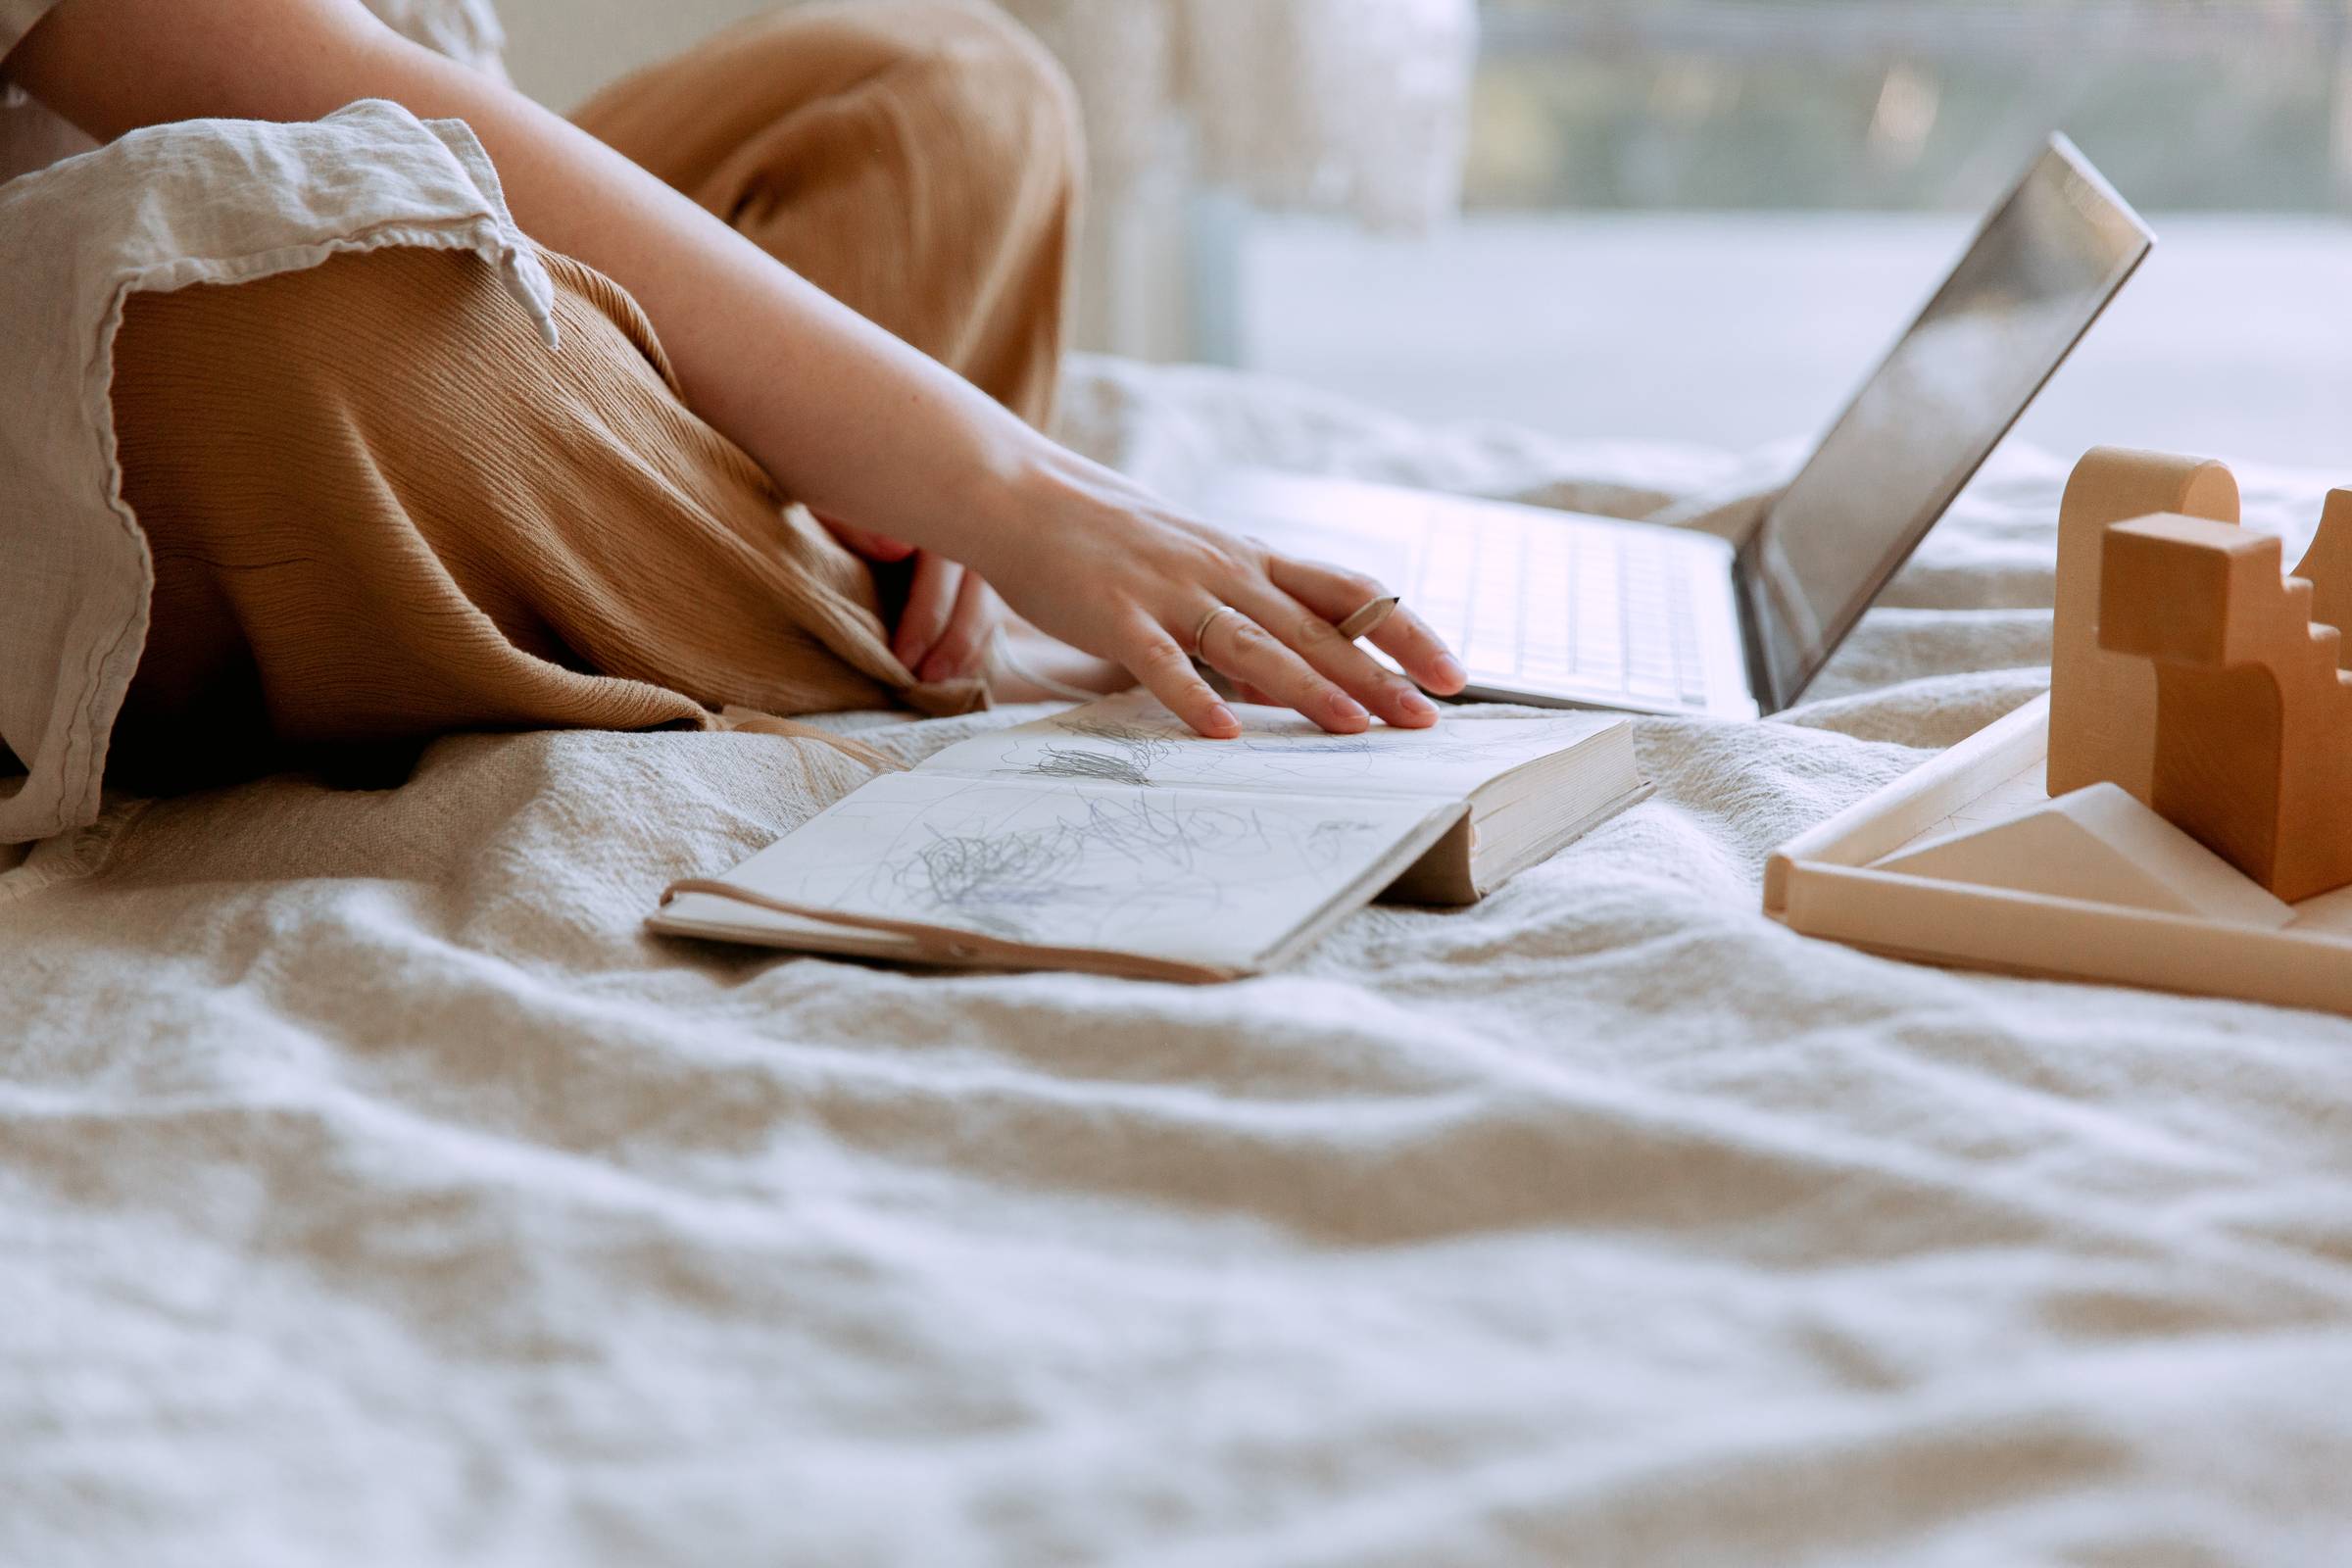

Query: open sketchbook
[653,691,1648,981]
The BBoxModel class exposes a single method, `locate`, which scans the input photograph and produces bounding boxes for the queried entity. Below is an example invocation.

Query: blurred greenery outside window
[1469,1,2352,213]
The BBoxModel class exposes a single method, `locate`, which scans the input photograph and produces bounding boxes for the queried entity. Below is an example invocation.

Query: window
[1237,1,2352,466]
[1470,1,2352,214]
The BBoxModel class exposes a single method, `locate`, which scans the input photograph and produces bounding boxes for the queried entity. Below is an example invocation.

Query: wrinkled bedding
[5,356,2349,1566]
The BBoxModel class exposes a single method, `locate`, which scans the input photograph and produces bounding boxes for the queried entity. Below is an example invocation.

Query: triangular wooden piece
[1878,782,2295,928]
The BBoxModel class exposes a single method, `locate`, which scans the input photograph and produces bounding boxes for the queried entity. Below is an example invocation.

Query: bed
[5,354,2348,1565]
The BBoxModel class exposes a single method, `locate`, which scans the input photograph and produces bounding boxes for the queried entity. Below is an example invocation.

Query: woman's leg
[107,243,949,793]
[571,0,1082,429]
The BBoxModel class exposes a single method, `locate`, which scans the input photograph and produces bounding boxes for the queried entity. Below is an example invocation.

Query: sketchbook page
[917,690,1626,800]
[691,771,1456,971]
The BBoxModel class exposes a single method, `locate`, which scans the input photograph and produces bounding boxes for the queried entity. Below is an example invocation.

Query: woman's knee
[755,0,1083,209]
[902,0,1084,195]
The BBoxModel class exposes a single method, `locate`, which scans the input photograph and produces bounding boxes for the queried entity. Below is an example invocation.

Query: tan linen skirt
[105,0,1079,792]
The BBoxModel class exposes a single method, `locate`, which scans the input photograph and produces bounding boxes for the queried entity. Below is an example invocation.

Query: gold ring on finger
[1193,603,1244,659]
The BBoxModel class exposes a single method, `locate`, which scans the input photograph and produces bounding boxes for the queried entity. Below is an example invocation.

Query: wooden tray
[1765,693,2352,1015]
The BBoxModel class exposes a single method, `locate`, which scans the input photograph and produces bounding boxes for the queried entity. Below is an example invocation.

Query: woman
[0,0,1467,841]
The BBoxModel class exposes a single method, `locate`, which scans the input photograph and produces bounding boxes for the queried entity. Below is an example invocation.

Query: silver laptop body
[1197,134,2152,719]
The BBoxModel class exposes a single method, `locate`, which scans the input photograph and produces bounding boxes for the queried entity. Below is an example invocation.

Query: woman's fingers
[1123,618,1241,738]
[916,570,1001,682]
[1362,602,1466,695]
[1225,578,1441,729]
[1195,605,1372,734]
[1265,554,1468,696]
[892,550,962,672]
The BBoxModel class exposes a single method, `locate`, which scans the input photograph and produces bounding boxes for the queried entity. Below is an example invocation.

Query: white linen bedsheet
[4,356,2349,1566]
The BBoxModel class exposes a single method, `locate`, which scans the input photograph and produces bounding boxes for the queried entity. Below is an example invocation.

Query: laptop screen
[1740,135,2152,710]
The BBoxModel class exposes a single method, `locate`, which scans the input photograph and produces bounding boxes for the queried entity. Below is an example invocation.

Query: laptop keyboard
[1414,513,1713,709]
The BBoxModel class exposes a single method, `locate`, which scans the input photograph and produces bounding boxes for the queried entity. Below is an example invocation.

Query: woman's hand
[963,447,1468,739]
[820,517,1003,683]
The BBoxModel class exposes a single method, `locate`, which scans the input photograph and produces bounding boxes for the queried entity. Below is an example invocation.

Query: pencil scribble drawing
[1073,793,1271,871]
[1238,734,1380,757]
[1304,817,1383,870]
[1026,719,1176,787]
[897,822,1086,939]
[1030,745,1153,787]
[881,788,1284,941]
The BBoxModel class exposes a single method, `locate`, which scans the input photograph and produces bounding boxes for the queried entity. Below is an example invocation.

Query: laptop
[1195,134,2152,719]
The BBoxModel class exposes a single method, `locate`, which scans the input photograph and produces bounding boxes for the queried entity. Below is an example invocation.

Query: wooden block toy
[1877,781,2294,928]
[2098,514,2352,903]
[1763,694,2352,1018]
[2047,447,2239,801]
[2292,488,2352,659]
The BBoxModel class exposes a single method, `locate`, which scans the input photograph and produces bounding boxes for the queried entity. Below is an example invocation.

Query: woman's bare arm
[6,0,1466,734]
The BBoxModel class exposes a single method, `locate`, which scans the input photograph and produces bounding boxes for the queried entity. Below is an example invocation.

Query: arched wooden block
[2047,447,2239,802]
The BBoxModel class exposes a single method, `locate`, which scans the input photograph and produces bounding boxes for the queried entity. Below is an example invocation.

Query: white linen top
[0,0,547,844]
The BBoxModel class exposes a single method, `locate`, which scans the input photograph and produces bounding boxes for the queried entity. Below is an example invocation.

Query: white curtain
[998,0,1479,358]
[1002,0,1478,228]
